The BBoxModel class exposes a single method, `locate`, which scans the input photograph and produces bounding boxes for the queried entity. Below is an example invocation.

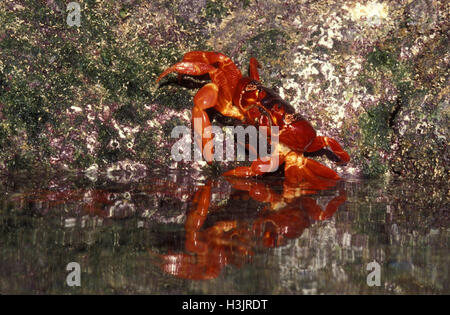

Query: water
[0,170,448,294]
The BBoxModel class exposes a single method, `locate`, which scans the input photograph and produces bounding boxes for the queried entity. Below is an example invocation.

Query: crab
[156,51,350,184]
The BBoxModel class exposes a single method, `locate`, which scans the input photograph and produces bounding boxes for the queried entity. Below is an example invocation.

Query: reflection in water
[153,178,346,280]
[0,172,448,294]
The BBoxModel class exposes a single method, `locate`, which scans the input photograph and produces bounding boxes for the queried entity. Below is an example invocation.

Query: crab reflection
[153,177,347,280]
[10,173,346,281]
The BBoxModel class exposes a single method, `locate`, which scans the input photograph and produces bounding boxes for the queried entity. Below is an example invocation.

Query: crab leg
[223,153,285,177]
[306,136,350,164]
[283,151,340,185]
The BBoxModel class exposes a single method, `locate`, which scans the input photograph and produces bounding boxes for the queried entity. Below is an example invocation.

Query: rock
[0,0,447,181]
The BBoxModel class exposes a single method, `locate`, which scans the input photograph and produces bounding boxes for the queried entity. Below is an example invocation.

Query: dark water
[0,170,448,294]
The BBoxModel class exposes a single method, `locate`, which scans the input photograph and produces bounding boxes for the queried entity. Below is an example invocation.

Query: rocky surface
[0,0,448,181]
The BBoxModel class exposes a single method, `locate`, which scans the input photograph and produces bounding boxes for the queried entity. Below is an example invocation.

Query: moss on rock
[0,0,447,181]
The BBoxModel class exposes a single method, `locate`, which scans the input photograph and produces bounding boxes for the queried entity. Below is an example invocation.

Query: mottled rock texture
[0,0,448,181]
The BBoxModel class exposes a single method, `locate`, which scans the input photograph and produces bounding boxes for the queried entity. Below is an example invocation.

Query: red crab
[156,51,350,184]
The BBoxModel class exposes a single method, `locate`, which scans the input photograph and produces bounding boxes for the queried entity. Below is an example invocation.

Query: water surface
[0,171,448,294]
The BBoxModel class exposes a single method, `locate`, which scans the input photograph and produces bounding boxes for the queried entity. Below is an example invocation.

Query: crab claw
[156,62,216,83]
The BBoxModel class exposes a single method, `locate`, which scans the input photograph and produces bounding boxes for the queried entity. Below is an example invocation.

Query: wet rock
[0,0,447,181]
[405,0,439,33]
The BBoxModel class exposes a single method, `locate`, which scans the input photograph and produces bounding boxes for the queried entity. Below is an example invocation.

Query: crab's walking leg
[284,152,340,185]
[306,136,350,164]
[223,153,285,177]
